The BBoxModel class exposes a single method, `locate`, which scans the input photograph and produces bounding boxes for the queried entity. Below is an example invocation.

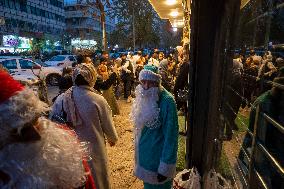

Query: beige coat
[52,86,118,189]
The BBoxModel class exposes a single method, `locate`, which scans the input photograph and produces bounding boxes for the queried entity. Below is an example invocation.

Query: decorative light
[165,0,177,5]
[173,27,178,32]
[170,11,179,17]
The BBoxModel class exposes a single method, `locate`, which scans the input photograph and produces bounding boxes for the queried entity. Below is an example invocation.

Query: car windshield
[39,62,50,67]
[49,56,65,61]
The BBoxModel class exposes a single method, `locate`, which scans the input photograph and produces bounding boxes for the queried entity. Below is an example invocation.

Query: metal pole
[132,0,135,51]
[248,105,260,188]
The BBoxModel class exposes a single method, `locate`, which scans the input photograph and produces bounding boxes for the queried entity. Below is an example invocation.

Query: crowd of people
[1,43,283,188]
[224,49,284,140]
[0,45,190,189]
[55,47,190,116]
[223,50,284,188]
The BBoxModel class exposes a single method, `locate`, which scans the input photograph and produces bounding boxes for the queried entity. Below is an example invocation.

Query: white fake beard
[130,85,160,130]
[0,118,88,188]
[0,88,49,147]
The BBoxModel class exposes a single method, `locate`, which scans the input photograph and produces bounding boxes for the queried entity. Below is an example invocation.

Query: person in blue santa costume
[131,65,179,189]
[0,70,96,189]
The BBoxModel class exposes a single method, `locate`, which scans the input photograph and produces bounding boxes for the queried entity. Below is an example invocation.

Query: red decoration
[0,71,24,104]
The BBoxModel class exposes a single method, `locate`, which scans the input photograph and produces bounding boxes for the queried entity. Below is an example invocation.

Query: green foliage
[217,150,234,181]
[31,38,45,53]
[109,0,161,48]
[235,113,249,134]
[108,23,127,47]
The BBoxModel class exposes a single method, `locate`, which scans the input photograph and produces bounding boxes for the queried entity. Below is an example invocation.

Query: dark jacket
[94,72,117,92]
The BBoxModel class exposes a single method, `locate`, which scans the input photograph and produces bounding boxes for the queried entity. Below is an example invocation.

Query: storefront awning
[148,0,184,28]
[241,0,250,9]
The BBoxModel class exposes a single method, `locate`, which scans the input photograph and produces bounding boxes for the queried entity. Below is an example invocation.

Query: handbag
[51,100,68,124]
[177,86,189,102]
[173,168,201,189]
[50,90,74,127]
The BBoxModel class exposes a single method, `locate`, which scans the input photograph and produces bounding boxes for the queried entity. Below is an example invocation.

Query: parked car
[0,58,62,86]
[44,55,77,67]
[12,73,40,96]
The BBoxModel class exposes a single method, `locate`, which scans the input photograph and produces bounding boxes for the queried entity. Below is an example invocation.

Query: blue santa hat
[139,65,161,83]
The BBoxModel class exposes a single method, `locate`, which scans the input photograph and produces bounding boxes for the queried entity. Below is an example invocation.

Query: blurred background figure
[97,58,120,116]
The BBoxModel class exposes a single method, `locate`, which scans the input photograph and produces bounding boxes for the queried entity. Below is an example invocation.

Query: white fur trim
[134,164,171,185]
[0,88,49,130]
[0,118,87,188]
[139,70,161,82]
[158,161,176,178]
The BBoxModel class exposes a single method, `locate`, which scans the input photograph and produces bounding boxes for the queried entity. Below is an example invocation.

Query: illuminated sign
[3,35,32,49]
[18,37,32,49]
[3,35,19,47]
[71,38,97,48]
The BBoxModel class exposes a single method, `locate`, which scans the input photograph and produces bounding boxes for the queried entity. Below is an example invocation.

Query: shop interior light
[172,19,184,27]
[165,0,177,5]
[173,27,178,32]
[170,11,179,17]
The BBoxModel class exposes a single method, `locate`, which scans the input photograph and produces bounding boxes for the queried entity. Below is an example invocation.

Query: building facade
[0,0,65,51]
[64,0,115,49]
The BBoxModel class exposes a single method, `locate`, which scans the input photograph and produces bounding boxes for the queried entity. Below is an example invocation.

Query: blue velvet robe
[134,88,179,187]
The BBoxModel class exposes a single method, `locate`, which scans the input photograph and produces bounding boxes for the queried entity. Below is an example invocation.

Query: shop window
[219,0,284,188]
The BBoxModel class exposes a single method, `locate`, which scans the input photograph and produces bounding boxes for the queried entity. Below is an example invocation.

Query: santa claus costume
[131,65,179,189]
[0,70,95,189]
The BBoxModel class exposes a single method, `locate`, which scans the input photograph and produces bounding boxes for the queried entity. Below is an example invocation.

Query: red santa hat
[0,70,49,132]
[0,71,25,104]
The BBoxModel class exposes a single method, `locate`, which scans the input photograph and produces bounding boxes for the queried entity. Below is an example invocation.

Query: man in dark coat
[121,54,134,102]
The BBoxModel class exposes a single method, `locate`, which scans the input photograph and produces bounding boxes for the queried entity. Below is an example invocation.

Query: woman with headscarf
[158,59,172,92]
[51,63,118,189]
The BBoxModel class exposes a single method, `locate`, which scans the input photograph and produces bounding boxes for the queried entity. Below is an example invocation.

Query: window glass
[221,1,284,188]
[19,59,34,69]
[0,59,17,69]
[8,0,15,9]
[26,5,31,14]
[36,7,40,16]
[68,56,75,61]
[4,0,9,8]
[15,0,20,10]
[49,56,65,61]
